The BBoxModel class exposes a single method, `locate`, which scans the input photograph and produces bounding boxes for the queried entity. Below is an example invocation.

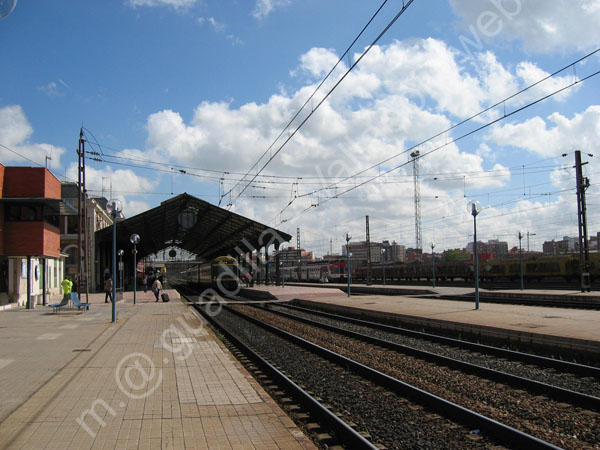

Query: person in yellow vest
[61,277,73,300]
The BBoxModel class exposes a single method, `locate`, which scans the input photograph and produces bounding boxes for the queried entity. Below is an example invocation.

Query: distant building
[277,247,314,265]
[466,239,508,258]
[542,236,579,254]
[383,240,406,263]
[60,183,115,292]
[0,165,64,306]
[342,241,383,265]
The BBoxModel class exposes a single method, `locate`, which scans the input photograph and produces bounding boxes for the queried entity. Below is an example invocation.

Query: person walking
[142,274,148,293]
[104,275,113,303]
[61,276,72,299]
[152,277,162,302]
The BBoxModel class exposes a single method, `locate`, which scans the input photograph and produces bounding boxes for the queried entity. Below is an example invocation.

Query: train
[280,252,600,284]
[179,256,240,292]
[175,252,599,290]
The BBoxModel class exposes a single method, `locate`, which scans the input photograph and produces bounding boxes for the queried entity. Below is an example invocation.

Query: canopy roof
[95,193,292,261]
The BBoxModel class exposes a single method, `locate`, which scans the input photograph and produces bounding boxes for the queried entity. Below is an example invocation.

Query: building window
[6,204,42,221]
[66,216,78,234]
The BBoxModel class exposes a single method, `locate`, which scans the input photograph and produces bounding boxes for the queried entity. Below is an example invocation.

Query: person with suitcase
[152,278,162,302]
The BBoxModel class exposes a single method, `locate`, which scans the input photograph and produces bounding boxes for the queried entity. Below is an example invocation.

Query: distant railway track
[274,303,600,373]
[181,288,600,449]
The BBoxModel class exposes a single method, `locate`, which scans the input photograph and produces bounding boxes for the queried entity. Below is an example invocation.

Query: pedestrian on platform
[72,275,78,295]
[152,277,162,302]
[104,275,113,303]
[142,273,148,293]
[61,276,72,299]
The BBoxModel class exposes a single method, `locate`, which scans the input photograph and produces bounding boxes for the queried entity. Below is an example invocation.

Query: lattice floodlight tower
[410,150,422,252]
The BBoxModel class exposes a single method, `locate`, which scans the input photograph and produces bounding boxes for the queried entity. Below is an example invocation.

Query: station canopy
[95,193,292,261]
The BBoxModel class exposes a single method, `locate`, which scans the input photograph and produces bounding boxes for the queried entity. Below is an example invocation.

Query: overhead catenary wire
[225,0,417,208]
[271,63,600,226]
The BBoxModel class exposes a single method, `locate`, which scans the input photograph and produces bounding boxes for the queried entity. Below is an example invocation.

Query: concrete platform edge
[293,299,600,357]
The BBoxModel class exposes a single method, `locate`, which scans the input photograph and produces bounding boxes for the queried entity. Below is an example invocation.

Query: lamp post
[130,234,140,304]
[518,231,524,291]
[381,248,386,287]
[106,199,122,323]
[431,242,436,288]
[118,249,124,292]
[468,201,482,310]
[346,233,352,297]
[527,231,536,252]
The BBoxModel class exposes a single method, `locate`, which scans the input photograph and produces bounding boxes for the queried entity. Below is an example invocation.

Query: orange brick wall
[2,167,60,199]
[0,163,5,198]
[1,166,61,257]
[44,170,61,199]
[43,222,61,257]
[3,221,60,258]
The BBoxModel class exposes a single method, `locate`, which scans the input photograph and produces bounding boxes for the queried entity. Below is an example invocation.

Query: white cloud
[67,163,157,217]
[0,105,65,169]
[37,81,62,97]
[126,0,197,10]
[133,38,591,252]
[449,0,600,53]
[252,0,291,20]
[486,105,600,157]
[197,17,243,46]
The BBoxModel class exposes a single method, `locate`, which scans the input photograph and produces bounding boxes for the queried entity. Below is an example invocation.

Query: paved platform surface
[0,290,316,449]
[249,284,600,352]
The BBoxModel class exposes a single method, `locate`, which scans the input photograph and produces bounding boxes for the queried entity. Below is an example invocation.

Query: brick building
[0,165,64,307]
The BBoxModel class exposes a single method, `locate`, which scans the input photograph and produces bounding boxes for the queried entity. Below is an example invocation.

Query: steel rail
[262,304,600,410]
[284,303,600,378]
[187,302,378,450]
[223,305,561,450]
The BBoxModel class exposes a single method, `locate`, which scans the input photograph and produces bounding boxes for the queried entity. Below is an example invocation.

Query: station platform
[0,290,316,449]
[248,284,600,358]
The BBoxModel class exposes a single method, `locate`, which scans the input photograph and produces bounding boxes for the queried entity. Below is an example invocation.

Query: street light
[527,231,536,252]
[518,231,524,291]
[381,248,387,287]
[130,234,140,304]
[106,199,122,323]
[118,249,124,292]
[431,242,436,288]
[468,201,482,310]
[346,233,352,297]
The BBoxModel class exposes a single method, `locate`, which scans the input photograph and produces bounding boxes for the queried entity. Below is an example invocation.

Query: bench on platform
[71,292,90,312]
[49,295,70,313]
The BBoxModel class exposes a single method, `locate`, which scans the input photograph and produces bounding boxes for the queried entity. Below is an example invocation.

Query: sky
[1,0,600,256]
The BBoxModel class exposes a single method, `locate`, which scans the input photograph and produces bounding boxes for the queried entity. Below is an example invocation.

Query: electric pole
[296,228,301,281]
[366,215,372,285]
[575,150,591,292]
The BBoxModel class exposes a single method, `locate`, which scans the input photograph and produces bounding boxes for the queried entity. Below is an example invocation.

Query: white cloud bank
[449,0,600,53]
[0,105,65,169]
[131,36,595,251]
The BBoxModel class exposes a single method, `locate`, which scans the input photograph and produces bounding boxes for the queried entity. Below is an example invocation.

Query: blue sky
[1,0,600,255]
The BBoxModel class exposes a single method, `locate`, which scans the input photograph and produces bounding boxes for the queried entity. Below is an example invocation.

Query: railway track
[232,303,599,449]
[277,303,600,373]
[182,290,600,449]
